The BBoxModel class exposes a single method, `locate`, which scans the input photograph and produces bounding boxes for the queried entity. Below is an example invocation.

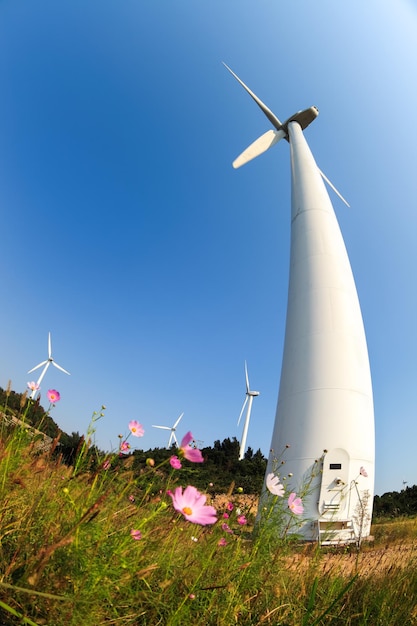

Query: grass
[1,407,417,625]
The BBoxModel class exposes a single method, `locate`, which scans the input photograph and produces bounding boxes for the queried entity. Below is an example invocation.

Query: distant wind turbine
[27,332,70,399]
[237,361,259,460]
[152,413,184,448]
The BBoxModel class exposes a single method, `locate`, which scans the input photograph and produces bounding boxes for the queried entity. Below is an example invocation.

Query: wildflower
[221,523,233,534]
[226,502,234,511]
[146,458,155,467]
[189,593,196,599]
[191,536,198,542]
[169,485,217,525]
[120,441,130,452]
[288,492,304,516]
[130,529,142,541]
[102,459,111,470]
[47,389,60,403]
[237,515,247,525]
[179,432,204,463]
[266,472,285,497]
[128,495,135,503]
[360,466,368,477]
[222,513,229,519]
[218,537,227,546]
[128,420,144,437]
[27,381,40,392]
[170,455,182,469]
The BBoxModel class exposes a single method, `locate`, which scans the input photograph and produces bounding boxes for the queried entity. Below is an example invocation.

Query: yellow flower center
[132,427,136,432]
[182,507,192,515]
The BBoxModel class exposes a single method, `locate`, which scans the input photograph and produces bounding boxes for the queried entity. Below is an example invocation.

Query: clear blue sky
[1,0,416,496]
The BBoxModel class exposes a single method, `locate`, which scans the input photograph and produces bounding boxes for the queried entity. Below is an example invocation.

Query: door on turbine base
[318,448,350,517]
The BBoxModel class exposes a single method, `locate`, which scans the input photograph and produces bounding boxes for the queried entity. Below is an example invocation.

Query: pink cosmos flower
[222,513,229,519]
[237,515,247,525]
[170,455,182,469]
[179,432,204,463]
[120,441,131,452]
[27,381,40,392]
[169,485,217,525]
[288,492,304,516]
[130,529,142,541]
[226,502,234,511]
[266,472,285,497]
[47,389,60,403]
[218,537,228,546]
[128,495,135,502]
[360,466,368,478]
[221,523,233,534]
[128,420,144,437]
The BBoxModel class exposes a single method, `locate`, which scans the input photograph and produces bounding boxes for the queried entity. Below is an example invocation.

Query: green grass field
[1,408,416,625]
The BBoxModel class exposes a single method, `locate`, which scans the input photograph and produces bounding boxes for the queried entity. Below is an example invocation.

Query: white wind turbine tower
[237,361,259,460]
[27,332,70,399]
[225,64,375,544]
[152,413,184,448]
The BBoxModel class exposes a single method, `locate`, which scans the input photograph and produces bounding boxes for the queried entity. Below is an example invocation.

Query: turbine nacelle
[280,106,319,136]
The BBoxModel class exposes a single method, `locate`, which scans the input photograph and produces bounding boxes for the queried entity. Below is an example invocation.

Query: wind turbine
[225,64,375,543]
[27,332,70,399]
[152,413,184,448]
[237,361,259,460]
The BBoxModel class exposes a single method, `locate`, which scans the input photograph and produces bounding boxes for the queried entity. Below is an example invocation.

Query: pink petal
[183,446,204,463]
[180,431,194,448]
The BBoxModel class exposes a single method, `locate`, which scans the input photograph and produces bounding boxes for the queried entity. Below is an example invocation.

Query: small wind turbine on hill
[27,332,70,399]
[152,413,184,448]
[237,361,259,460]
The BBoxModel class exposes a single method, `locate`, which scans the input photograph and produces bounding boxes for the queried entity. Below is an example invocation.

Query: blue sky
[1,0,416,496]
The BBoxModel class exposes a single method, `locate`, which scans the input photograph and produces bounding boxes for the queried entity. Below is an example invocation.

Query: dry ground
[211,494,417,578]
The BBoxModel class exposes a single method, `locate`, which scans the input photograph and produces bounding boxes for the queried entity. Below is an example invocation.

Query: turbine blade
[244,361,250,393]
[318,168,350,208]
[48,332,52,359]
[28,360,48,373]
[237,396,248,426]
[173,412,184,429]
[152,425,171,430]
[223,62,283,131]
[52,361,71,375]
[233,129,285,169]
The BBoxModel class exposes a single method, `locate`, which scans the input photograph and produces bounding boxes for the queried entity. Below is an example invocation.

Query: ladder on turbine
[317,502,357,546]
